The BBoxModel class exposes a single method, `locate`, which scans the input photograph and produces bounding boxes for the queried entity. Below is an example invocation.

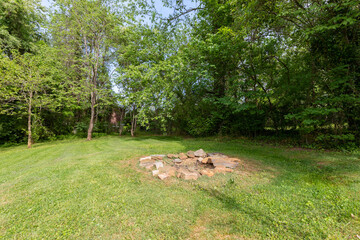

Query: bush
[186,117,215,137]
[316,133,356,150]
[74,122,88,137]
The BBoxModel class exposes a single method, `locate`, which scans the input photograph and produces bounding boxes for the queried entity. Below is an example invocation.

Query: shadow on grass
[123,135,185,142]
[195,185,308,238]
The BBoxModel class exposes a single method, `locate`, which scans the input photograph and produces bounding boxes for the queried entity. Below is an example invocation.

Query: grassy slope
[0,136,360,239]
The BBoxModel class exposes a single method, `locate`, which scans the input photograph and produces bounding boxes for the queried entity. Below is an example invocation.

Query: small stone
[161,166,176,177]
[211,158,238,169]
[194,149,207,158]
[176,168,187,176]
[158,173,169,180]
[174,158,182,164]
[187,151,195,158]
[200,169,215,177]
[139,156,151,161]
[152,170,159,176]
[178,170,199,180]
[179,153,187,160]
[214,166,233,173]
[151,155,165,160]
[201,157,211,164]
[187,166,197,172]
[208,153,228,158]
[167,154,178,158]
[197,157,203,163]
[139,159,155,169]
[214,166,227,174]
[182,158,197,166]
[145,163,155,170]
[154,161,164,169]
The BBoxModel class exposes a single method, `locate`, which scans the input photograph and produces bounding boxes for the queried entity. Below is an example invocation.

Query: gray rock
[173,158,182,164]
[208,153,228,159]
[187,151,195,158]
[139,156,156,169]
[154,161,164,169]
[211,157,238,169]
[152,170,159,176]
[139,161,155,169]
[194,149,207,158]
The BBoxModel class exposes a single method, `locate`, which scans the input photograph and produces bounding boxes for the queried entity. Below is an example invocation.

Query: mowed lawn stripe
[1,136,360,239]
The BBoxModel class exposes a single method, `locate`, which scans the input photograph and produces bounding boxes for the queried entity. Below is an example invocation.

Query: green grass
[1,136,360,239]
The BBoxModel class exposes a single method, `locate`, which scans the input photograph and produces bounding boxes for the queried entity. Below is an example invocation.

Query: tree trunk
[87,90,96,140]
[131,109,136,137]
[119,124,123,136]
[119,108,124,136]
[86,37,99,141]
[95,103,98,124]
[27,92,33,148]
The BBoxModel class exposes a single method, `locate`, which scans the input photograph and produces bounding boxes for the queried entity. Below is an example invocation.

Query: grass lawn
[1,136,360,239]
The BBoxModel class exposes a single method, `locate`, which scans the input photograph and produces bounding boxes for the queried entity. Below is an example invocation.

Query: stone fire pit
[139,149,241,180]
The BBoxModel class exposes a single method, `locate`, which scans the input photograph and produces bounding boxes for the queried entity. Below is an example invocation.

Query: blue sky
[40,0,198,18]
[41,0,51,8]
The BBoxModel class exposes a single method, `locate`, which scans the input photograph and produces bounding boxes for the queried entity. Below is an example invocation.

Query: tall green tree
[0,45,72,148]
[0,0,45,55]
[51,0,118,140]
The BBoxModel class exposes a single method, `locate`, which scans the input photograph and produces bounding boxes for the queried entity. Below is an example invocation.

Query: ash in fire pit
[139,149,241,180]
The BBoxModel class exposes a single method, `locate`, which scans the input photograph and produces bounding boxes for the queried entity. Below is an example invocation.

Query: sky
[41,0,51,8]
[40,0,198,19]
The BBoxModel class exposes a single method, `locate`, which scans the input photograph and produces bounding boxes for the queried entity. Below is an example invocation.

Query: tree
[51,0,118,140]
[0,0,45,56]
[0,45,71,148]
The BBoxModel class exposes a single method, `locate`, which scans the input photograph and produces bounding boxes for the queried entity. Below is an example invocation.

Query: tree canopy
[0,0,359,149]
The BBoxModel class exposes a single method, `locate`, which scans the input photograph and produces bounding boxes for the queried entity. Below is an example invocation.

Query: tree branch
[164,7,204,22]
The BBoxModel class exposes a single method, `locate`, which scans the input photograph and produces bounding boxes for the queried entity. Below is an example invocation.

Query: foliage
[0,0,360,149]
[0,44,76,147]
[0,0,45,55]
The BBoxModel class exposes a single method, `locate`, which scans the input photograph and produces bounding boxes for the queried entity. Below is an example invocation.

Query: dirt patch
[187,211,257,240]
[315,161,331,169]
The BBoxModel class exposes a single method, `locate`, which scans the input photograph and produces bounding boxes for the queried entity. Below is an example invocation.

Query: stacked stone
[139,149,241,180]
